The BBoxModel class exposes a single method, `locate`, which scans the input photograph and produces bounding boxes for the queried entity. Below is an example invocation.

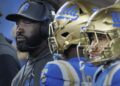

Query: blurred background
[0,0,25,44]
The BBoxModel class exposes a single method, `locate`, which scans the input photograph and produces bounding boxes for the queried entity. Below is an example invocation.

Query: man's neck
[64,46,84,60]
[29,40,49,58]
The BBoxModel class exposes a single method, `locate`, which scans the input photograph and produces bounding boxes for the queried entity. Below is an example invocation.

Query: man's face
[89,33,110,60]
[16,18,42,52]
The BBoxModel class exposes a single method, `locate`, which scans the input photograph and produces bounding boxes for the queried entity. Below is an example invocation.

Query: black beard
[17,41,30,52]
[16,38,43,52]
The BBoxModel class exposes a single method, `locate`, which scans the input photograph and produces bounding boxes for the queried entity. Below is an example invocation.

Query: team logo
[56,5,79,21]
[111,12,120,27]
[92,8,99,12]
[19,3,29,13]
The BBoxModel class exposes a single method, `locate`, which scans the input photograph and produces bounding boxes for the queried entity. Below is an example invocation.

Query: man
[83,2,120,86]
[41,1,98,86]
[6,1,58,86]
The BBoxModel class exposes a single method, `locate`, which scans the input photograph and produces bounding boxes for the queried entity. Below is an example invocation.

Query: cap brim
[6,13,42,22]
[6,14,27,22]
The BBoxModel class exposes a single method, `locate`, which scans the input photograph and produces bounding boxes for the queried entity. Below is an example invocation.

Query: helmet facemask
[48,21,59,53]
[85,31,111,63]
[83,9,120,65]
[86,28,120,65]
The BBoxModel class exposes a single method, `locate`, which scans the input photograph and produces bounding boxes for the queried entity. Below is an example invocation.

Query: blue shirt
[93,62,120,86]
[41,57,98,86]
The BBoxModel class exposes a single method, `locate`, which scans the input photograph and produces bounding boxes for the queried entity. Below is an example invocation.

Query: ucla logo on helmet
[111,11,120,27]
[92,8,99,12]
[56,5,79,21]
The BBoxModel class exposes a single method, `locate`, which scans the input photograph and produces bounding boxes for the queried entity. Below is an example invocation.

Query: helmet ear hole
[87,33,94,43]
[61,32,69,37]
[79,8,84,14]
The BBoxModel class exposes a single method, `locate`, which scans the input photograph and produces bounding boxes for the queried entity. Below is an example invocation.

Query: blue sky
[0,0,25,43]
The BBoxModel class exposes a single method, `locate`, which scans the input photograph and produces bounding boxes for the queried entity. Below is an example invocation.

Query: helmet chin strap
[76,42,92,86]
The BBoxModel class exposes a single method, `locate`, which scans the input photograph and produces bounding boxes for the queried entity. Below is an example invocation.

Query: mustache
[16,33,28,43]
[16,31,24,36]
[16,32,25,38]
[16,33,26,40]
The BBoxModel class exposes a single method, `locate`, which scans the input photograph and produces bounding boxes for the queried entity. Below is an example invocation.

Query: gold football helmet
[48,1,94,54]
[72,0,117,8]
[84,3,120,64]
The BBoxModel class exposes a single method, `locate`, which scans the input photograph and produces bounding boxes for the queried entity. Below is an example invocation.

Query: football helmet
[72,0,117,8]
[84,3,120,64]
[48,1,93,54]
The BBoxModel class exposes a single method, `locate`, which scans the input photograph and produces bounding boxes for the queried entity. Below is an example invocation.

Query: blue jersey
[93,62,120,86]
[40,57,98,86]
